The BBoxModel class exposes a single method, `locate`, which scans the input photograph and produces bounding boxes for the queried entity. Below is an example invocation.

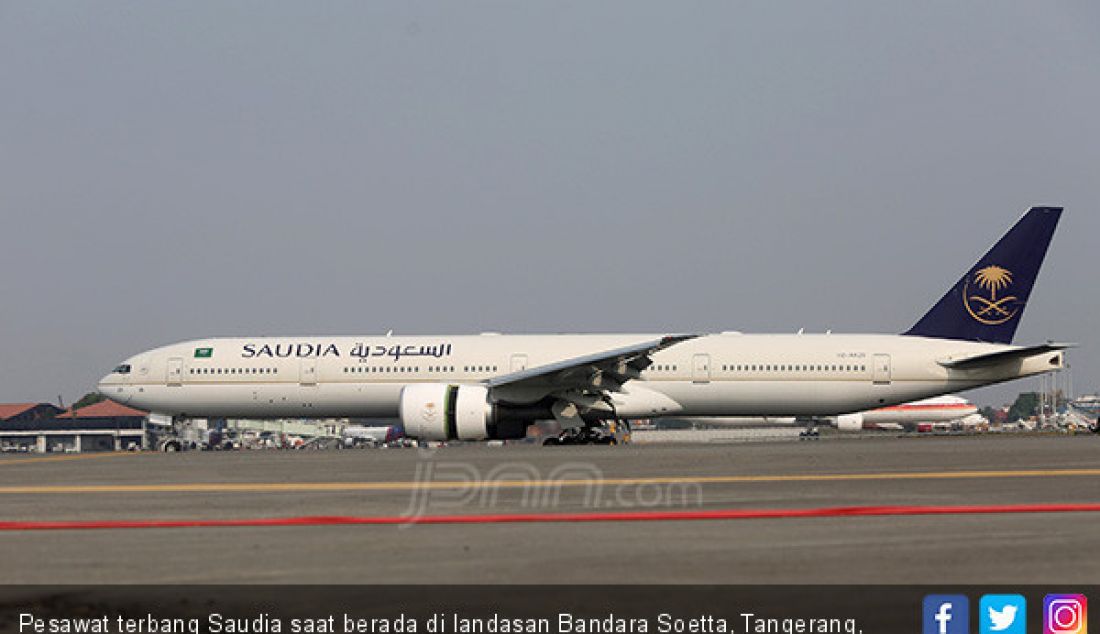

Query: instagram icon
[1045,595,1087,634]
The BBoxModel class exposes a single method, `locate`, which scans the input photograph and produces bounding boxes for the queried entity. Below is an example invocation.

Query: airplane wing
[937,342,1073,369]
[487,334,697,395]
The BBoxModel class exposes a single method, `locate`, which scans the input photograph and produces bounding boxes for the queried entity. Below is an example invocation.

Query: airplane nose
[97,375,120,400]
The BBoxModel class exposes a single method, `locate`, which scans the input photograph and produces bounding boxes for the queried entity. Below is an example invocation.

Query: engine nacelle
[833,413,864,432]
[399,384,527,441]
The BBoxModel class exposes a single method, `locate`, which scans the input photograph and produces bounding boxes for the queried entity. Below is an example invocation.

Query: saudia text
[241,342,453,361]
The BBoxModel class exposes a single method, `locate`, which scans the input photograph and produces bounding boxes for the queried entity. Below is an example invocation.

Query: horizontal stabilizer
[937,343,1073,369]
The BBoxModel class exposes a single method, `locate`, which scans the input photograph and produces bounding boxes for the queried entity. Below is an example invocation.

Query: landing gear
[799,418,821,440]
[545,395,624,446]
[543,425,616,446]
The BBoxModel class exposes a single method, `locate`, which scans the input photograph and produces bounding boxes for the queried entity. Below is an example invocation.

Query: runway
[1,435,1097,583]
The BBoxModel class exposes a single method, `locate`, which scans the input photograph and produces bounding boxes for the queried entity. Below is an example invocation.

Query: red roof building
[57,401,147,419]
[0,403,64,423]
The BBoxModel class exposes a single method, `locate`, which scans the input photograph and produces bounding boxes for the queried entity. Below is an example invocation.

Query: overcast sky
[2,2,1097,408]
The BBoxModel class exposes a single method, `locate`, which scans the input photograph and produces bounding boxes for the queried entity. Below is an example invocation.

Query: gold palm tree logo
[974,266,1013,300]
[964,265,1019,325]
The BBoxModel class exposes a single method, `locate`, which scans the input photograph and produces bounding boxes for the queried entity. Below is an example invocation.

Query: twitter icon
[981,595,1026,634]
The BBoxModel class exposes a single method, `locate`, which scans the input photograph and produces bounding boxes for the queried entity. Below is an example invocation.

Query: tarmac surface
[1,434,1098,583]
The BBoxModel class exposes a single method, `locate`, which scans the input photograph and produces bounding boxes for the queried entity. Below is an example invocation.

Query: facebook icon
[924,595,970,634]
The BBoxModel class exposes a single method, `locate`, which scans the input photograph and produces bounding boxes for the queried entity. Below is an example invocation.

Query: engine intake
[399,384,527,441]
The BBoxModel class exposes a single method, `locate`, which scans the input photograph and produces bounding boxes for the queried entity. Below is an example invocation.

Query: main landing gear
[543,424,618,446]
[799,418,821,440]
[545,396,627,446]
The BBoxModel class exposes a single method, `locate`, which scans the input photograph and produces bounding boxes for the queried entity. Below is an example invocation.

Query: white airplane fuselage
[98,332,1060,421]
[96,206,1067,441]
[860,395,978,426]
[666,395,980,431]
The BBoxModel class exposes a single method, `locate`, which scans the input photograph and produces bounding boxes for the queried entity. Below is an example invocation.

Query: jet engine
[398,384,527,441]
[833,413,864,432]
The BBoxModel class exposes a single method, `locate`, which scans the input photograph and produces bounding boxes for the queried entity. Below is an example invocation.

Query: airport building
[0,402,63,424]
[0,400,147,453]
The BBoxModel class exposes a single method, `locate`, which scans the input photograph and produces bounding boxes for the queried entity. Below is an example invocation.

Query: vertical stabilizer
[904,206,1062,344]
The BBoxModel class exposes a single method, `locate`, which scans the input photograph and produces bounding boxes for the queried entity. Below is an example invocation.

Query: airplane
[845,395,980,431]
[99,206,1068,444]
[664,394,980,434]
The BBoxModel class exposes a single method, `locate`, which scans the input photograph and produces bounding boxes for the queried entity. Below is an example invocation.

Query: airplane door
[167,358,183,386]
[510,354,528,373]
[872,354,891,385]
[299,359,317,386]
[692,353,711,384]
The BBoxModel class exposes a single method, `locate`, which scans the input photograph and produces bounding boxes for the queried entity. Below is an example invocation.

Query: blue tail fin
[904,206,1062,344]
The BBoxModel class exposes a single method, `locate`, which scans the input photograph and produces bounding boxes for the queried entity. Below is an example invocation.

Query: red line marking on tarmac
[3,503,1100,530]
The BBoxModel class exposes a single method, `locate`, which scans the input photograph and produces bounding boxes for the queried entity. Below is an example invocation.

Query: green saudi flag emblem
[194,348,213,358]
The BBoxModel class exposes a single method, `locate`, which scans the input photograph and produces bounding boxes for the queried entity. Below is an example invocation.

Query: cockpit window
[113,364,132,374]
